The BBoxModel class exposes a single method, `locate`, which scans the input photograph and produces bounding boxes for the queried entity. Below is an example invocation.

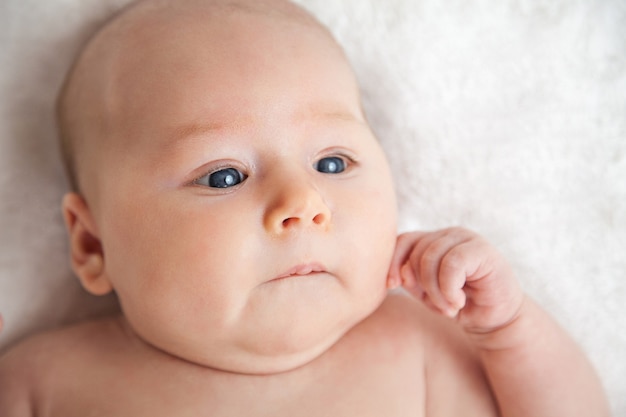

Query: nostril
[281,213,326,229]
[312,213,326,225]
[282,217,299,228]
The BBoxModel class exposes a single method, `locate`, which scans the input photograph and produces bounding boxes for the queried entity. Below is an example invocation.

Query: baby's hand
[388,228,524,334]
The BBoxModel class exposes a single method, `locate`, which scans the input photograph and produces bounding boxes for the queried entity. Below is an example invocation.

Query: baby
[0,0,610,415]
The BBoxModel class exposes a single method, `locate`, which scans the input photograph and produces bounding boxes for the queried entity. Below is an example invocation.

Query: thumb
[388,232,426,279]
[387,231,428,290]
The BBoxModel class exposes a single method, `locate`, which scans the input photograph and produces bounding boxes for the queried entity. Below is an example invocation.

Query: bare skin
[0,1,610,416]
[0,293,498,416]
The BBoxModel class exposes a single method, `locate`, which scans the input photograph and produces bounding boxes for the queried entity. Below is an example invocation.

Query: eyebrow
[163,108,366,150]
[170,122,229,142]
[160,121,239,153]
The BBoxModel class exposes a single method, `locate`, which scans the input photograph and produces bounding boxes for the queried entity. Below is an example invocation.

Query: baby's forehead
[112,0,320,39]
[84,0,332,101]
[100,1,338,114]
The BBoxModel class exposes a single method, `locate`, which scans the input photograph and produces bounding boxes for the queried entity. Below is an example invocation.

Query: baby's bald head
[56,0,340,195]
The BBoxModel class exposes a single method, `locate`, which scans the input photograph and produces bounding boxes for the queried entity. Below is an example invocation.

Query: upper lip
[272,263,327,281]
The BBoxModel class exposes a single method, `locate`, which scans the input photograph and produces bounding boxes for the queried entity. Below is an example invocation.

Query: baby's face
[81,4,397,373]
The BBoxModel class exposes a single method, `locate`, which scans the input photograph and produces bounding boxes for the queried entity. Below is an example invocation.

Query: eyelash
[191,161,248,190]
[190,152,356,189]
[194,167,247,189]
[315,154,352,174]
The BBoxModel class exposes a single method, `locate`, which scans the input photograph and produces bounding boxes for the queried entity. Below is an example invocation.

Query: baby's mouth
[270,263,327,282]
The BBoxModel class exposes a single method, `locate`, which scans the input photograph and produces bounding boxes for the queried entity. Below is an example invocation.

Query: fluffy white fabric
[1,0,624,413]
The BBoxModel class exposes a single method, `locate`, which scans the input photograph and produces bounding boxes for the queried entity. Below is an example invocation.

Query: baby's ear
[61,193,113,296]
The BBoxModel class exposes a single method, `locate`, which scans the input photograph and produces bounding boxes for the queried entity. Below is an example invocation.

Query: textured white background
[1,0,625,414]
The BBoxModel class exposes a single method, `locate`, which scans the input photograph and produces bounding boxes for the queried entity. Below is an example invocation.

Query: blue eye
[316,156,346,174]
[195,168,246,188]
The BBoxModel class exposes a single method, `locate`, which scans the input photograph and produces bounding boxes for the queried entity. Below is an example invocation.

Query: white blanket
[1,0,624,413]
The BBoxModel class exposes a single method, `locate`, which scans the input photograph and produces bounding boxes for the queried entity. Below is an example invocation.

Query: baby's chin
[144,284,388,375]
[232,280,389,374]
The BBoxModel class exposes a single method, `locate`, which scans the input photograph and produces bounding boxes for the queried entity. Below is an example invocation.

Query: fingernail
[445,307,459,318]
[400,264,412,285]
[387,275,399,289]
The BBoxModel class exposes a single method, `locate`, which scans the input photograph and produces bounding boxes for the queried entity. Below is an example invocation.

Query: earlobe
[62,193,113,296]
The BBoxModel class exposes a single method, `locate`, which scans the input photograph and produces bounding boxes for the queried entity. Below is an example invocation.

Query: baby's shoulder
[351,291,481,373]
[0,315,127,410]
[375,291,489,370]
[1,314,127,367]
[373,292,498,416]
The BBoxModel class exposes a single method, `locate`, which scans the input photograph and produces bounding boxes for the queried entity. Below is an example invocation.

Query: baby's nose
[263,175,331,236]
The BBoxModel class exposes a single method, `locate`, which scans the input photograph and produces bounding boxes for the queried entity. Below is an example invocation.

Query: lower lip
[269,266,327,283]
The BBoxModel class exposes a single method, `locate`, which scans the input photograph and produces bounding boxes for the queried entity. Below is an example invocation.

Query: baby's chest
[205,358,427,417]
[46,345,427,417]
[95,368,425,417]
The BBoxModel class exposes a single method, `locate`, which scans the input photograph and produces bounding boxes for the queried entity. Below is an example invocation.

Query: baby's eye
[315,156,346,174]
[194,168,247,188]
